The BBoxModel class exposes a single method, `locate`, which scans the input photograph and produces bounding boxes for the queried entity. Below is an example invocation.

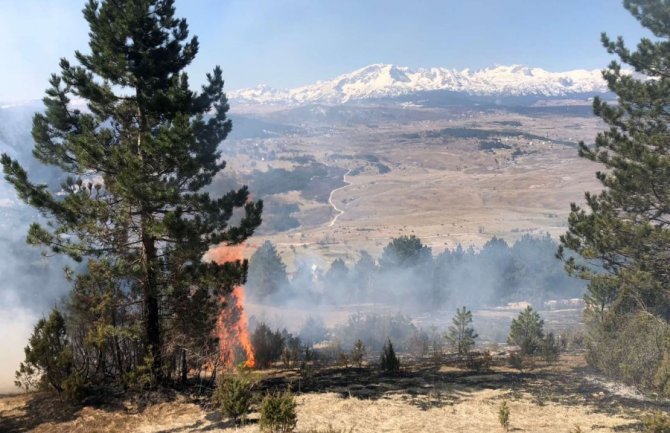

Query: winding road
[327,169,352,227]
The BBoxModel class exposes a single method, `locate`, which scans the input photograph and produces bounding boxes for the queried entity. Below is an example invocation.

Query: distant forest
[247,234,584,310]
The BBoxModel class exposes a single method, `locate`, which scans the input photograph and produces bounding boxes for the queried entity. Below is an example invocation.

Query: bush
[122,350,156,391]
[61,373,88,403]
[252,323,285,368]
[213,374,254,425]
[14,309,77,399]
[350,339,366,368]
[586,312,670,392]
[644,412,670,433]
[509,352,526,372]
[281,330,303,368]
[559,328,586,351]
[334,313,418,352]
[380,339,400,374]
[260,390,298,433]
[507,306,544,356]
[466,351,493,372]
[498,400,510,431]
[653,351,670,397]
[337,352,349,368]
[542,332,560,363]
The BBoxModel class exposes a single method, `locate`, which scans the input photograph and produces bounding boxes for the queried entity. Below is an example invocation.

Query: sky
[0,0,653,101]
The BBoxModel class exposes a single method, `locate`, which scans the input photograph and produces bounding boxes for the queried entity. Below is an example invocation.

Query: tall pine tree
[246,241,288,300]
[559,0,670,320]
[559,0,670,393]
[2,0,262,382]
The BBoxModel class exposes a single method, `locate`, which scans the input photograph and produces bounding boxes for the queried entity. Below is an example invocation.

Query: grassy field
[2,354,667,433]
[221,106,605,267]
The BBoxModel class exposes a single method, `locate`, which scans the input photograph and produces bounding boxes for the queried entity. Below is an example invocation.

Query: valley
[220,102,604,267]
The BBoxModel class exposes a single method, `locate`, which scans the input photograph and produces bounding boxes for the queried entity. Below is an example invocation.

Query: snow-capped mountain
[230,64,609,105]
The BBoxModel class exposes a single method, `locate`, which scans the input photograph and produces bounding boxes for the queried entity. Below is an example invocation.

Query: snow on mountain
[230,64,609,105]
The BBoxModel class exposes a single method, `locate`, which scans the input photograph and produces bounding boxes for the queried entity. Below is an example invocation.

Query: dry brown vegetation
[223,106,605,266]
[2,354,667,433]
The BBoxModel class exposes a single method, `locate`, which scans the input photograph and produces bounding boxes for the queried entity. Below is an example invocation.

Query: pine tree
[15,309,73,395]
[2,0,262,383]
[558,0,670,321]
[351,250,376,299]
[324,258,349,287]
[557,0,670,392]
[379,235,432,271]
[247,241,288,300]
[507,306,545,356]
[445,306,478,355]
[380,338,400,373]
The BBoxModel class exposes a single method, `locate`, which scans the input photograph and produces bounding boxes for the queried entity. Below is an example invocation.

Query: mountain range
[230,64,610,105]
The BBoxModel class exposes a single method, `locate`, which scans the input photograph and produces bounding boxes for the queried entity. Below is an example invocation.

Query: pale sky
[0,0,651,101]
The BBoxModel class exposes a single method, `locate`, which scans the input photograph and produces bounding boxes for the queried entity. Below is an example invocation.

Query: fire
[209,243,256,369]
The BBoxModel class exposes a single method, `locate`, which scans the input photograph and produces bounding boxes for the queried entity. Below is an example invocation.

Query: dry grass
[229,109,606,265]
[1,354,665,433]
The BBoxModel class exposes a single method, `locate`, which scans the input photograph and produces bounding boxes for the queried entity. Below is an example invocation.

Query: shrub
[380,339,400,374]
[213,374,254,425]
[653,350,670,397]
[350,339,366,368]
[644,411,670,433]
[334,313,418,352]
[14,309,77,398]
[509,352,525,372]
[466,351,493,372]
[260,390,298,433]
[252,323,285,368]
[507,306,544,356]
[498,400,510,431]
[337,352,349,368]
[542,332,560,363]
[122,350,156,391]
[281,330,303,368]
[586,312,670,392]
[560,328,586,351]
[61,373,88,403]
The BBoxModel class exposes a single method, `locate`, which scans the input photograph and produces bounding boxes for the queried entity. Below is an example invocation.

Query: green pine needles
[445,306,478,355]
[2,0,262,387]
[558,0,670,393]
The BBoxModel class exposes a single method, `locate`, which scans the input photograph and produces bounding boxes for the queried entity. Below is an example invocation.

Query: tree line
[246,234,584,309]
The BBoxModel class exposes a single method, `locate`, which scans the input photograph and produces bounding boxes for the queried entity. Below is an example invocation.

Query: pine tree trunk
[136,96,162,382]
[142,219,162,381]
[181,348,187,383]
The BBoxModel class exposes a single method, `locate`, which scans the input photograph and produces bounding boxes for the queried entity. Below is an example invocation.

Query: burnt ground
[1,354,668,433]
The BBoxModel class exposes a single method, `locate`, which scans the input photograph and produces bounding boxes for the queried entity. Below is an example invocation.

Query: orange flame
[210,244,256,369]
